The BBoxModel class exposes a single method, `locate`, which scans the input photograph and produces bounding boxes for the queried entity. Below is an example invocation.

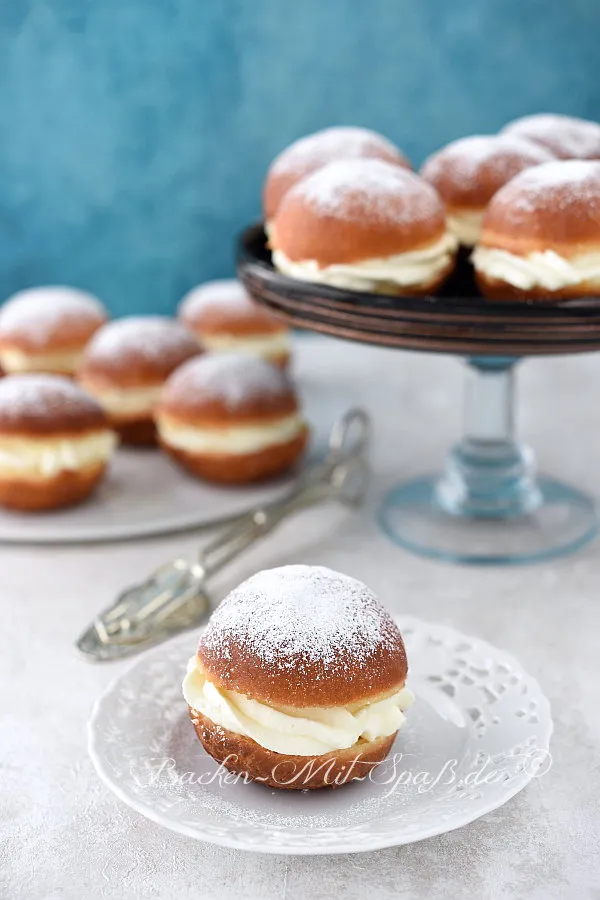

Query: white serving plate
[88,617,553,855]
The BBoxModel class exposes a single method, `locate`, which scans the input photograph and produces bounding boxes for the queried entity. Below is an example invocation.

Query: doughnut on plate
[0,337,350,544]
[88,616,552,854]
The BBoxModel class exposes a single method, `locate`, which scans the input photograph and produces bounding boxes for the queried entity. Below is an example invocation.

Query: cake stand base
[378,476,599,565]
[378,356,599,564]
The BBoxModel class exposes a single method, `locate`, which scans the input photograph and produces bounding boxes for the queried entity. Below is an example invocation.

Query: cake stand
[238,224,600,565]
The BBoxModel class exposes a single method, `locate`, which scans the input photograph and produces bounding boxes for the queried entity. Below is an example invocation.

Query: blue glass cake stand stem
[238,224,600,565]
[377,356,598,564]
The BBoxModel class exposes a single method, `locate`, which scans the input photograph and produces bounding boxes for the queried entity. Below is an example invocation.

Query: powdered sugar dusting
[165,353,292,411]
[493,159,600,216]
[421,134,554,194]
[0,287,106,346]
[200,565,400,671]
[502,113,600,160]
[85,316,199,365]
[0,373,102,423]
[179,280,254,318]
[270,126,405,180]
[287,158,442,225]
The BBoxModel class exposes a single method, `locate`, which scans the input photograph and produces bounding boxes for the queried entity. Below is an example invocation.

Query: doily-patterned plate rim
[88,616,553,855]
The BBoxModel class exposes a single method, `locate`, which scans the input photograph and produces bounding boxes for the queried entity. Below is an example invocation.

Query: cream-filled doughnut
[178,279,290,367]
[156,353,308,484]
[0,374,116,511]
[77,316,201,445]
[271,158,457,295]
[0,286,108,376]
[263,126,411,225]
[500,113,600,161]
[183,565,413,790]
[472,160,600,301]
[420,135,554,246]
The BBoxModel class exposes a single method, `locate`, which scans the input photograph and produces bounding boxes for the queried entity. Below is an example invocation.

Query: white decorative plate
[0,367,346,544]
[88,617,553,854]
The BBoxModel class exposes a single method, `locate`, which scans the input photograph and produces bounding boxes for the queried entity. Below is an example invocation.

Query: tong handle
[76,408,370,661]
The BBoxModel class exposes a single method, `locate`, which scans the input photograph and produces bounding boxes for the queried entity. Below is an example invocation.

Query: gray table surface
[1,336,599,900]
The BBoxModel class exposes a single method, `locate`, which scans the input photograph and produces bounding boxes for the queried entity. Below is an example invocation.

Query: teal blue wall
[0,1,598,314]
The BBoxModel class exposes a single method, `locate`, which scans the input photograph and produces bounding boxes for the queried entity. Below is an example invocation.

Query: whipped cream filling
[0,347,84,375]
[447,210,484,247]
[158,413,304,456]
[200,331,290,361]
[89,385,163,417]
[472,246,600,291]
[183,657,414,756]
[0,430,117,478]
[272,231,458,291]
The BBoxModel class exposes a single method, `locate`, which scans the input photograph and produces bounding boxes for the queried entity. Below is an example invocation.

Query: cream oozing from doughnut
[446,210,485,247]
[0,287,107,374]
[158,412,304,455]
[183,656,413,756]
[179,281,289,360]
[200,331,290,359]
[0,347,85,374]
[474,160,600,291]
[472,246,600,291]
[273,231,457,291]
[89,385,163,418]
[0,430,116,478]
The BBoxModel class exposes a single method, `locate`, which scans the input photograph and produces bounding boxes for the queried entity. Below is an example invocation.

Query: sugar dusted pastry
[78,316,201,445]
[263,125,411,226]
[270,158,457,295]
[183,565,413,790]
[500,113,600,161]
[178,279,290,367]
[420,135,554,247]
[472,160,600,300]
[156,353,307,484]
[0,374,116,511]
[0,286,108,376]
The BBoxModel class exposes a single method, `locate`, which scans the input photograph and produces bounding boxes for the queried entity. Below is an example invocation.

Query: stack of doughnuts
[263,113,600,303]
[183,564,414,790]
[0,293,309,506]
[0,279,312,510]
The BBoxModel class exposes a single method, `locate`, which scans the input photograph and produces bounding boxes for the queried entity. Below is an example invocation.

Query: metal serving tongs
[76,408,371,662]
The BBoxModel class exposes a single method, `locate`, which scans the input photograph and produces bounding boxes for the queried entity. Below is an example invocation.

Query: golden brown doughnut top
[271,158,447,266]
[78,316,201,389]
[178,280,286,337]
[479,159,600,255]
[157,353,298,425]
[197,565,408,707]
[501,113,600,160]
[0,286,107,353]
[0,374,108,436]
[420,134,554,212]
[263,126,411,221]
